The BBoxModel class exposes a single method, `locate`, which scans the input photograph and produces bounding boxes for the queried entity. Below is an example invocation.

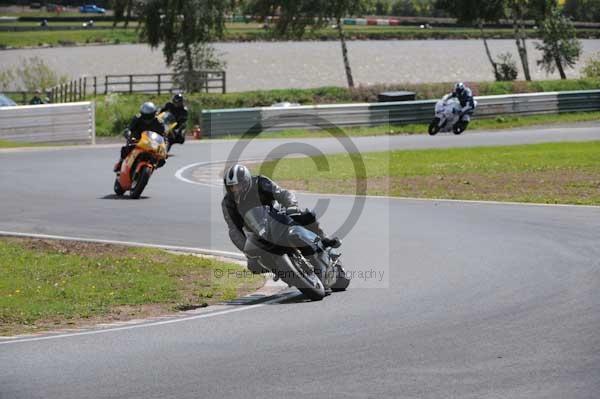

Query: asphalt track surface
[1,125,599,399]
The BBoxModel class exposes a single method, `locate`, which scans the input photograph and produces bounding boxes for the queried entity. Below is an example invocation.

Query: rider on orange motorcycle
[113,102,166,172]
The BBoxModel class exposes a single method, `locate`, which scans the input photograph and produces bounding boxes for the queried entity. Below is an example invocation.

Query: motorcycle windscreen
[242,206,270,241]
[161,112,176,125]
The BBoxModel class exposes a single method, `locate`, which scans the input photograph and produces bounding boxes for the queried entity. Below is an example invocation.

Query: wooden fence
[102,71,226,95]
[40,70,226,104]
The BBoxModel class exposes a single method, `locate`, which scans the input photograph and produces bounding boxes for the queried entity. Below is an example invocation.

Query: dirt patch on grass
[3,237,133,258]
[278,170,600,205]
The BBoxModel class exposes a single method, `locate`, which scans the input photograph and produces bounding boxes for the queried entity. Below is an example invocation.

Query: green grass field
[0,28,138,47]
[0,139,38,148]
[255,141,600,205]
[0,237,263,335]
[1,22,598,48]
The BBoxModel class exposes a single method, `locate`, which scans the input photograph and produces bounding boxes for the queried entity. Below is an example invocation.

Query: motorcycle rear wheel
[428,118,441,135]
[130,166,151,199]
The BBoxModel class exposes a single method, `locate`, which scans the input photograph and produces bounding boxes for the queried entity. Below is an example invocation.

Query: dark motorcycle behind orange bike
[113,131,168,199]
[157,111,184,153]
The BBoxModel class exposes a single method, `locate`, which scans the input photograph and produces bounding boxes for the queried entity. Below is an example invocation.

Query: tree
[326,0,369,88]
[247,0,369,88]
[435,0,506,80]
[391,0,417,16]
[507,0,532,81]
[139,0,228,72]
[562,0,600,22]
[373,0,392,15]
[111,0,134,28]
[535,8,582,79]
[172,43,227,92]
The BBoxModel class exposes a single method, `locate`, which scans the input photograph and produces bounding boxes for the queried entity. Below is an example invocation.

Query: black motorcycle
[157,111,186,152]
[242,206,350,301]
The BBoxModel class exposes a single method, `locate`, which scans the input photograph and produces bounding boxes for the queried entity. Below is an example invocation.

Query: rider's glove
[285,206,301,216]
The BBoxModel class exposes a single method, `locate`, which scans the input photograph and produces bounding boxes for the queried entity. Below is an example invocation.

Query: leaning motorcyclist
[159,93,188,144]
[221,164,340,273]
[444,82,476,123]
[113,102,165,172]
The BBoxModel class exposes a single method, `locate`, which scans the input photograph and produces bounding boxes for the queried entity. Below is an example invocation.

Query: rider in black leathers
[113,102,165,172]
[222,164,340,273]
[159,93,188,144]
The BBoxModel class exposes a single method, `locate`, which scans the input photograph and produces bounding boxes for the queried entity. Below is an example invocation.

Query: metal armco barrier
[202,90,600,137]
[0,102,95,144]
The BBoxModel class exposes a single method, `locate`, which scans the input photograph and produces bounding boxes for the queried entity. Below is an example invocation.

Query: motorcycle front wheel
[428,118,441,135]
[130,166,151,199]
[288,256,326,301]
[113,178,125,196]
[453,121,468,135]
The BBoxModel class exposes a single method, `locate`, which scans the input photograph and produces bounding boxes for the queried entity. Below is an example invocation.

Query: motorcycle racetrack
[1,125,599,399]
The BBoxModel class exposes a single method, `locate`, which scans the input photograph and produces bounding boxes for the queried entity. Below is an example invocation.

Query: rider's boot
[308,250,333,295]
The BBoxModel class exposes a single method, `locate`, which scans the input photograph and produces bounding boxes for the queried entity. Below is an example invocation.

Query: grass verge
[0,28,139,48]
[254,141,600,205]
[0,237,263,336]
[2,24,599,49]
[0,139,40,148]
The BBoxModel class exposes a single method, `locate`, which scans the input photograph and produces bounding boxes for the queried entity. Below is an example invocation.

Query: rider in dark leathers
[159,93,188,144]
[222,164,340,273]
[113,102,165,172]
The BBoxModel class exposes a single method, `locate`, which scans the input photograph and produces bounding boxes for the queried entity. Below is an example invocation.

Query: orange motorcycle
[113,131,168,199]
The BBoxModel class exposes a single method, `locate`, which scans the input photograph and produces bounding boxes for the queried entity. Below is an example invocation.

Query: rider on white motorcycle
[444,82,476,125]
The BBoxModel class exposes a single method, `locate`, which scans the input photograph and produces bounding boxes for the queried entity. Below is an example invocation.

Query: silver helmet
[224,164,252,204]
[140,102,157,121]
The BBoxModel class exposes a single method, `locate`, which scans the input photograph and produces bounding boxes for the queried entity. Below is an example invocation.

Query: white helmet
[454,82,465,94]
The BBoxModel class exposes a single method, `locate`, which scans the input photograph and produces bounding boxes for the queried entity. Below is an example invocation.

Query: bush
[4,56,69,92]
[582,53,600,79]
[495,53,519,81]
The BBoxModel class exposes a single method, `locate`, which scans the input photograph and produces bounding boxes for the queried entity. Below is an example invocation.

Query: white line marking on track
[0,293,298,345]
[0,231,243,259]
[174,161,600,209]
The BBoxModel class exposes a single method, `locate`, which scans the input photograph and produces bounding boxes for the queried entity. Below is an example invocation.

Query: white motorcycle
[428,96,475,136]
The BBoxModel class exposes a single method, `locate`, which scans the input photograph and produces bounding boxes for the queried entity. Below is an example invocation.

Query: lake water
[1,39,599,92]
